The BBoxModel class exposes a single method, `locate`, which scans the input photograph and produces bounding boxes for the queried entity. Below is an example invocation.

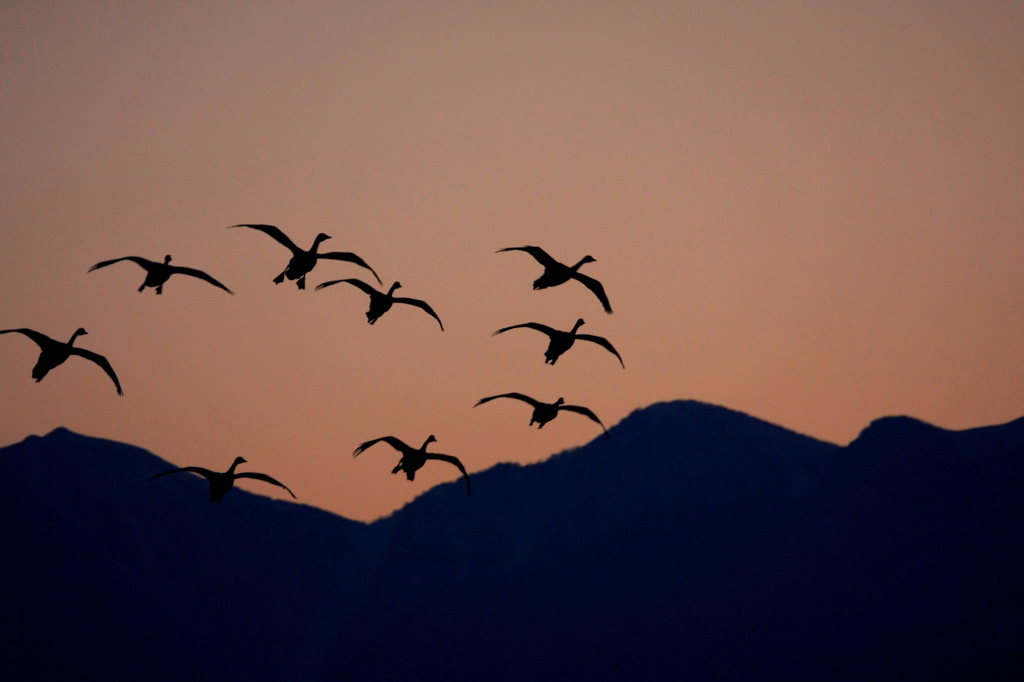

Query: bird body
[352,435,470,495]
[492,318,624,367]
[88,255,233,295]
[498,246,612,313]
[230,224,380,290]
[475,393,610,437]
[149,456,295,503]
[316,279,443,330]
[0,327,123,395]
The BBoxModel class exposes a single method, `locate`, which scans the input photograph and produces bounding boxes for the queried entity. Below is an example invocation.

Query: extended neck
[387,283,401,296]
[67,330,85,346]
[571,257,592,272]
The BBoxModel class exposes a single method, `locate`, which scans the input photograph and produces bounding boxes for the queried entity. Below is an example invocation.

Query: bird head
[164,255,172,264]
[388,282,402,295]
[581,255,596,265]
[314,233,332,244]
[233,456,247,466]
[75,328,89,337]
[423,435,437,449]
[572,318,586,332]
[555,398,565,406]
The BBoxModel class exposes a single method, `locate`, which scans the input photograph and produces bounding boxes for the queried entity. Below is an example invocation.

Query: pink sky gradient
[2,1,1022,521]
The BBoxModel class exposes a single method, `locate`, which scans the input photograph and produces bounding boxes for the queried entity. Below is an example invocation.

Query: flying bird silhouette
[352,435,471,496]
[315,279,443,330]
[88,255,233,295]
[475,393,609,438]
[0,327,123,395]
[497,246,612,314]
[492,318,624,368]
[148,456,295,503]
[229,224,380,290]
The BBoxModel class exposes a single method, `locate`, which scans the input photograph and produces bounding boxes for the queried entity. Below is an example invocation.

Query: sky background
[1,1,1022,521]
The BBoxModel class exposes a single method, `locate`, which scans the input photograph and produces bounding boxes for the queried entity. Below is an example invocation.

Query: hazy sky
[2,1,1022,521]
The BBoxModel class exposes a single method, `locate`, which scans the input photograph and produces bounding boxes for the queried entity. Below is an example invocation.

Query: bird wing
[315,278,379,296]
[424,453,471,496]
[392,297,444,331]
[68,347,124,395]
[317,252,382,284]
[88,256,155,272]
[148,466,216,481]
[571,272,613,314]
[474,392,542,409]
[234,472,297,499]
[0,328,55,351]
[492,322,558,338]
[575,334,625,368]
[169,266,234,294]
[228,224,301,255]
[496,246,559,269]
[352,436,410,458]
[559,405,610,437]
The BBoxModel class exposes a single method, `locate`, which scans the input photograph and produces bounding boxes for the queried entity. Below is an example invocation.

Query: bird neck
[228,459,243,475]
[570,320,584,334]
[570,257,591,272]
[387,283,401,296]
[68,331,84,346]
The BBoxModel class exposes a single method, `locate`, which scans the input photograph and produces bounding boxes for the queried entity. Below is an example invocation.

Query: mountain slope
[2,402,1023,681]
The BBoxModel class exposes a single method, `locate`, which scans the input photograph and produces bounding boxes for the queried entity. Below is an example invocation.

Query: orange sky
[1,1,1022,521]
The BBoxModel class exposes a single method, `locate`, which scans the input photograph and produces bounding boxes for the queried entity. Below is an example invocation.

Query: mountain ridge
[2,400,1022,680]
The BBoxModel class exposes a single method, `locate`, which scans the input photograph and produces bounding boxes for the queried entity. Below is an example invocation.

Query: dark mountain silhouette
[2,401,1023,680]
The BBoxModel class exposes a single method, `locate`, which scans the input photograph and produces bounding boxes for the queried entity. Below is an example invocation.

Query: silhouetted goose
[315,279,443,330]
[352,435,470,496]
[498,246,612,314]
[148,456,295,503]
[229,224,381,290]
[475,393,609,438]
[88,255,233,295]
[0,328,123,395]
[492,318,624,367]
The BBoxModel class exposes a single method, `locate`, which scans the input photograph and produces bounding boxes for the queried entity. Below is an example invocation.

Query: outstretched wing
[317,252,382,285]
[393,297,444,331]
[474,392,542,409]
[148,466,216,481]
[88,256,155,273]
[234,472,297,499]
[0,328,55,351]
[170,266,234,294]
[352,436,410,458]
[315,278,379,296]
[492,322,558,338]
[229,224,301,255]
[424,453,472,496]
[68,347,124,395]
[497,246,559,269]
[572,272,613,314]
[575,334,625,368]
[560,405,610,438]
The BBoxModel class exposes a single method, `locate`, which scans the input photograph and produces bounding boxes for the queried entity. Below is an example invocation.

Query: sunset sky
[1,1,1022,521]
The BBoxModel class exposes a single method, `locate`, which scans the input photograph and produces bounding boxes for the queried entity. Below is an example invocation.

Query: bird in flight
[88,255,233,295]
[352,435,471,496]
[475,393,609,438]
[492,318,624,368]
[229,224,380,290]
[316,279,443,330]
[497,246,612,314]
[0,327,123,395]
[148,456,295,503]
